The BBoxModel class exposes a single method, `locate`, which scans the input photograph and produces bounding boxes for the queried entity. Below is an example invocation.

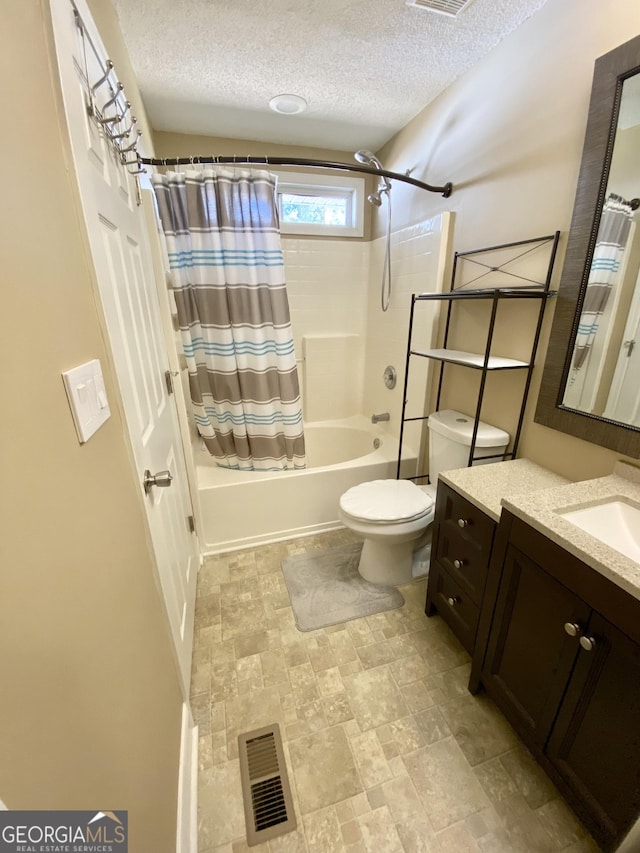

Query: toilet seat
[339,479,434,525]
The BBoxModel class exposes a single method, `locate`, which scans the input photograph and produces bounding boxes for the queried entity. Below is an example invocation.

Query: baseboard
[201,520,344,557]
[176,703,198,853]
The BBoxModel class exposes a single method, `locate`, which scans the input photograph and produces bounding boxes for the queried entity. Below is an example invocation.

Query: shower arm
[138,155,453,198]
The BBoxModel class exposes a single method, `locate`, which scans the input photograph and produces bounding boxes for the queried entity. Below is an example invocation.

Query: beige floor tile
[234,630,270,658]
[413,706,451,744]
[436,822,481,852]
[358,805,404,853]
[302,806,346,853]
[221,597,267,640]
[224,686,284,759]
[438,693,519,766]
[395,812,441,853]
[343,666,409,731]
[198,759,245,848]
[381,775,424,823]
[349,729,394,788]
[260,648,290,686]
[322,691,354,725]
[499,746,560,809]
[535,797,591,848]
[356,640,397,669]
[289,726,362,813]
[390,653,430,685]
[404,737,491,831]
[386,715,427,754]
[327,630,359,665]
[489,792,558,852]
[400,679,435,713]
[289,662,320,705]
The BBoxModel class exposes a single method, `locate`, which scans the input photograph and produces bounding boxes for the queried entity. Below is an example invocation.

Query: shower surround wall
[282,213,449,442]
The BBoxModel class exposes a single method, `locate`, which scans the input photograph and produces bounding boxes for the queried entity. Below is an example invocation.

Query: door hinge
[165,369,175,395]
[188,515,196,534]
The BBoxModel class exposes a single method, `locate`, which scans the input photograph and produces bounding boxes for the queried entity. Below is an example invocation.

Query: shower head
[354,149,392,195]
[354,149,383,170]
[367,188,387,206]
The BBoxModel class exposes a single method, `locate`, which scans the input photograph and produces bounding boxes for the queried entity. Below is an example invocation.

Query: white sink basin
[559,499,640,563]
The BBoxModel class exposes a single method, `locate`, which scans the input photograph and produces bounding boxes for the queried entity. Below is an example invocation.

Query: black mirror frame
[535,34,640,458]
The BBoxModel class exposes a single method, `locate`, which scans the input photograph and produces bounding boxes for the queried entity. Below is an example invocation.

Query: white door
[49,0,198,695]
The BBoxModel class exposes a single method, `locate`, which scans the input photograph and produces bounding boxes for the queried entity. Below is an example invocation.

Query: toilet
[338,410,510,586]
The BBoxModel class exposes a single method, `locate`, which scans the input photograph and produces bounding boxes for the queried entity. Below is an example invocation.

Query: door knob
[143,469,173,494]
[447,596,460,607]
[457,518,470,528]
[579,635,597,652]
[453,558,466,569]
[563,622,581,637]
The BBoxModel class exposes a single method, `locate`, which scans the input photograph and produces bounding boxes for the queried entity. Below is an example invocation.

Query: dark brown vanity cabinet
[425,482,496,654]
[480,513,640,850]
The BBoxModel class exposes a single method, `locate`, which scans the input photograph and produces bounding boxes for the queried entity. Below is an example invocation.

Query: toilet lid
[340,479,434,523]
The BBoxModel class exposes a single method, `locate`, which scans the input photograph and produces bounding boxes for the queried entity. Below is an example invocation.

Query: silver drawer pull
[447,596,460,607]
[453,558,466,569]
[579,635,597,652]
[563,622,581,637]
[457,518,470,528]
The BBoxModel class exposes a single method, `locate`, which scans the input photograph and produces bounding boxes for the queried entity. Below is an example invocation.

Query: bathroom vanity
[425,459,568,654]
[425,460,640,850]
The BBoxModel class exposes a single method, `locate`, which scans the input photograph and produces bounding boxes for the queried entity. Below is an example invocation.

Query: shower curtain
[570,193,634,377]
[152,168,305,471]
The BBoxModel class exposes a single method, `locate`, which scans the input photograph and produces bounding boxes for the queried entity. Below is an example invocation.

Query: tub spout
[371,412,390,423]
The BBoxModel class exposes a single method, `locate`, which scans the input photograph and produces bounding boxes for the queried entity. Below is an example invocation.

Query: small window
[275,172,365,237]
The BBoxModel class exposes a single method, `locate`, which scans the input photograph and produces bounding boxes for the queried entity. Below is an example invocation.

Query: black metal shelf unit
[397,232,561,480]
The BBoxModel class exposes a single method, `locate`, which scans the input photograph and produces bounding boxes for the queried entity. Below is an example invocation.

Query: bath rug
[281,542,405,632]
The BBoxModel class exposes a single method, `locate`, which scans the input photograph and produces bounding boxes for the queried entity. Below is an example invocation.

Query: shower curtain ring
[91,59,114,93]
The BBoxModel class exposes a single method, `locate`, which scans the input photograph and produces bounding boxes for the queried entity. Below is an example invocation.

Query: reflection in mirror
[562,72,640,427]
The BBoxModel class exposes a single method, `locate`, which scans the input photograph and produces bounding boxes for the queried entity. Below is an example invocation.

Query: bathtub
[196,416,418,554]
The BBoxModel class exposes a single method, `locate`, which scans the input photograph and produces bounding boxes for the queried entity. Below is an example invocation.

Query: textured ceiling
[112,0,550,152]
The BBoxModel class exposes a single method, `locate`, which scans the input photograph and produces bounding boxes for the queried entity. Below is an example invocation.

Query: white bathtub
[196,417,418,554]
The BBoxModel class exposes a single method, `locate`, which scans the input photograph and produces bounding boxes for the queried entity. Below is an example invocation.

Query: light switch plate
[62,359,111,443]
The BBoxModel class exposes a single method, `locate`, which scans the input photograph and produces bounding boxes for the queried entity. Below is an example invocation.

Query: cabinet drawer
[430,564,479,655]
[438,485,495,554]
[436,522,490,605]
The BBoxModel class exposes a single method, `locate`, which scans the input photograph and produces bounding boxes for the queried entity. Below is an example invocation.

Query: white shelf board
[413,348,530,369]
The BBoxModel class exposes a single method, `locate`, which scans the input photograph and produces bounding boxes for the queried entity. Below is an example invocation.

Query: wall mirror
[535,34,640,457]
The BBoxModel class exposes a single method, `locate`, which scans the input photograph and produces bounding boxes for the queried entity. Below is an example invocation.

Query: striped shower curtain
[152,168,306,471]
[569,194,634,376]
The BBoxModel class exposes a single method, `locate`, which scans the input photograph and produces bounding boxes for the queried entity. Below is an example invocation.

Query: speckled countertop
[438,458,569,522]
[501,460,640,601]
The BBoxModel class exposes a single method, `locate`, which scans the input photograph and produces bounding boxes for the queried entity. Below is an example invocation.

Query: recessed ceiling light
[269,94,308,115]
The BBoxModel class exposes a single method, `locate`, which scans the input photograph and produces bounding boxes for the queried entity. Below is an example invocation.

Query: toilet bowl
[338,479,436,585]
[339,409,510,586]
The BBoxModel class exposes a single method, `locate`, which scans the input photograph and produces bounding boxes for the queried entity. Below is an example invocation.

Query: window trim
[274,171,365,237]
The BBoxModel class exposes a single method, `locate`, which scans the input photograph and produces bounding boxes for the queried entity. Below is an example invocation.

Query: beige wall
[0,2,182,849]
[376,0,640,481]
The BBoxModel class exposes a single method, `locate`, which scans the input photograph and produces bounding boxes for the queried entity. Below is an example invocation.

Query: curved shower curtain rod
[138,155,453,198]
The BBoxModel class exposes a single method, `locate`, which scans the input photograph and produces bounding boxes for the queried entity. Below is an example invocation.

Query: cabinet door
[546,612,640,847]
[483,545,590,747]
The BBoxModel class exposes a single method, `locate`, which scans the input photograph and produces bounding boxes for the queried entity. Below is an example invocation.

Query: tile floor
[192,529,601,853]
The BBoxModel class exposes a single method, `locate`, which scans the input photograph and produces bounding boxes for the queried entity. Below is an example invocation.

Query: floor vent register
[238,723,297,846]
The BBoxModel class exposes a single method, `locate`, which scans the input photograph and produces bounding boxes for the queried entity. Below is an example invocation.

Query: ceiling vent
[406,0,477,16]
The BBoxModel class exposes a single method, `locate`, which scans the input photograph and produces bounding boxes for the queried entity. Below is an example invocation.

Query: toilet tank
[427,409,510,482]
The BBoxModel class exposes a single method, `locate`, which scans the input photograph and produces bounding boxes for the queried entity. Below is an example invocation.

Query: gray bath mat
[281,542,404,632]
